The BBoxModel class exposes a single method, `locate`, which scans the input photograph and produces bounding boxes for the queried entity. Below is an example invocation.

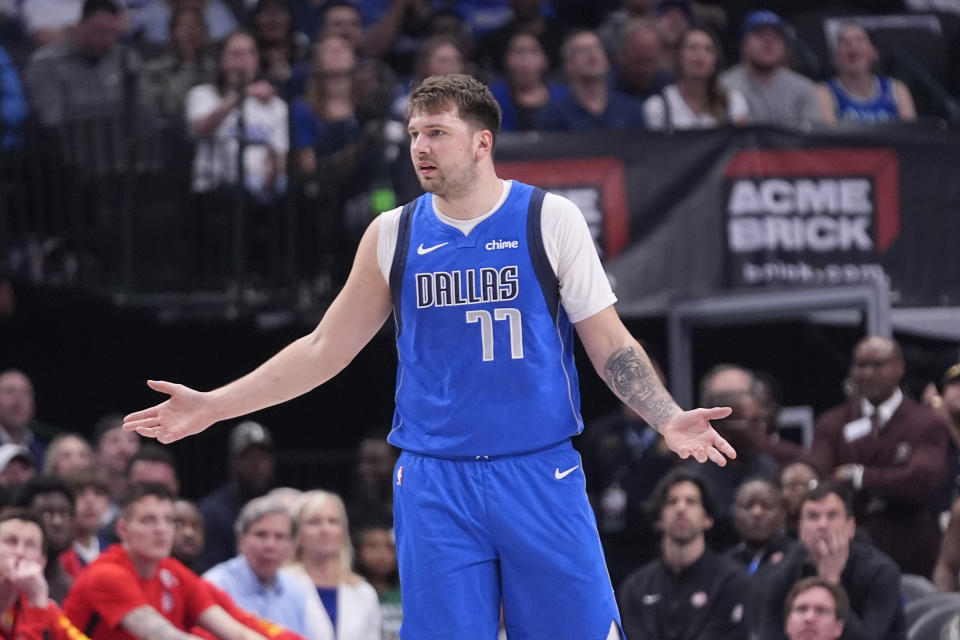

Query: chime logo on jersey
[485,238,519,250]
[416,266,519,309]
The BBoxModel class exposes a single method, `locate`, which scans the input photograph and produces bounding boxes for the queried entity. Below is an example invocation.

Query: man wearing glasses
[810,335,950,576]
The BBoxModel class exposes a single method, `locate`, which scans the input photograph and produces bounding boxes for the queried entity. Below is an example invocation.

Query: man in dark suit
[809,335,949,576]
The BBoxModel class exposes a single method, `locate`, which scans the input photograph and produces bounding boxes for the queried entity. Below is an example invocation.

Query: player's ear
[475,129,493,156]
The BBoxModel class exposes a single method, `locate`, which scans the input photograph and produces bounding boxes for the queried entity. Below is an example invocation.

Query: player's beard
[419,161,478,200]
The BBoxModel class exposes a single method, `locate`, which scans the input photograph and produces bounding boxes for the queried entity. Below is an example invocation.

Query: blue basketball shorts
[393,440,623,640]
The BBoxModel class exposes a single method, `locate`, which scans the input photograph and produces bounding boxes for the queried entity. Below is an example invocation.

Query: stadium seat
[905,593,960,631]
[902,574,942,603]
[908,603,960,640]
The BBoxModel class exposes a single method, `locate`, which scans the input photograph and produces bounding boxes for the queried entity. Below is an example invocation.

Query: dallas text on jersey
[416,266,520,309]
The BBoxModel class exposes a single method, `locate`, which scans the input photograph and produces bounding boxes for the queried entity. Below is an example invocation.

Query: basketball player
[124,74,735,640]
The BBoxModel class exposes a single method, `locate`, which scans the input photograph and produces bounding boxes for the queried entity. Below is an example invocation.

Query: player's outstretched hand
[660,407,737,467]
[122,380,215,444]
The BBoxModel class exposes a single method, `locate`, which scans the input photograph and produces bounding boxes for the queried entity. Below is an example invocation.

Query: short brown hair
[118,482,175,519]
[407,73,501,147]
[784,577,849,621]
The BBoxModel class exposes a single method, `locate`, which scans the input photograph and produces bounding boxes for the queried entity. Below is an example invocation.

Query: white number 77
[465,308,524,362]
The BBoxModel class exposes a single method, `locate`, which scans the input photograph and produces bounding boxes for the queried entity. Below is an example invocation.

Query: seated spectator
[172,497,316,640]
[474,0,567,76]
[314,1,364,52]
[653,0,694,71]
[0,43,28,149]
[752,370,802,465]
[13,475,76,603]
[780,460,823,538]
[293,37,373,181]
[250,0,309,94]
[488,31,569,132]
[171,499,205,571]
[0,444,37,488]
[59,468,110,578]
[353,524,401,640]
[597,0,658,60]
[23,0,147,128]
[311,1,394,121]
[197,421,275,573]
[126,444,180,495]
[699,364,801,465]
[809,335,949,576]
[727,478,796,576]
[130,0,238,48]
[755,482,905,640]
[203,495,318,637]
[187,29,288,201]
[281,490,380,640]
[64,482,268,640]
[0,509,93,639]
[618,468,750,640]
[728,477,797,638]
[784,577,848,640]
[720,11,821,126]
[19,0,81,46]
[42,434,94,478]
[101,443,181,544]
[266,487,302,515]
[346,437,398,535]
[0,370,51,466]
[390,35,466,122]
[816,23,916,124]
[684,389,779,550]
[614,18,673,101]
[143,7,217,131]
[538,29,645,131]
[699,363,753,400]
[644,25,749,130]
[92,414,140,526]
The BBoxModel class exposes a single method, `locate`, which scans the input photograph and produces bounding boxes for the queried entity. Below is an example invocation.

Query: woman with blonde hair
[42,433,94,478]
[281,490,380,640]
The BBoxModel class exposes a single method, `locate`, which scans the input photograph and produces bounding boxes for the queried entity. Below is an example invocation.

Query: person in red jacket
[63,483,267,640]
[0,508,92,640]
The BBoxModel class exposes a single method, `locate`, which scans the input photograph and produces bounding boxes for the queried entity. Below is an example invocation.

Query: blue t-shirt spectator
[538,89,645,131]
[489,80,568,132]
[291,99,361,155]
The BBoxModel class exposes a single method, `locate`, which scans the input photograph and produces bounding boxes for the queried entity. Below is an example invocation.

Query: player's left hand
[660,407,736,467]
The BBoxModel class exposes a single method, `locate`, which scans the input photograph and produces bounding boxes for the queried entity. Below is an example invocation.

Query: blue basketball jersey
[828,76,899,123]
[386,182,584,457]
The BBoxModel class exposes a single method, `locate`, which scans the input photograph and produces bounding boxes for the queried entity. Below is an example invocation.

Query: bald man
[810,335,949,576]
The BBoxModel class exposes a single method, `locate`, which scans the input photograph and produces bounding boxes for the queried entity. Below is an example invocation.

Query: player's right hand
[122,380,215,444]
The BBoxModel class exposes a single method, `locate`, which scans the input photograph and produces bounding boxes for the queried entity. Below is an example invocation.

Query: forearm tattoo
[604,346,679,428]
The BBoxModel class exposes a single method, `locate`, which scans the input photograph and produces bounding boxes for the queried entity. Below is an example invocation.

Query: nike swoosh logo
[417,242,448,255]
[554,465,579,480]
